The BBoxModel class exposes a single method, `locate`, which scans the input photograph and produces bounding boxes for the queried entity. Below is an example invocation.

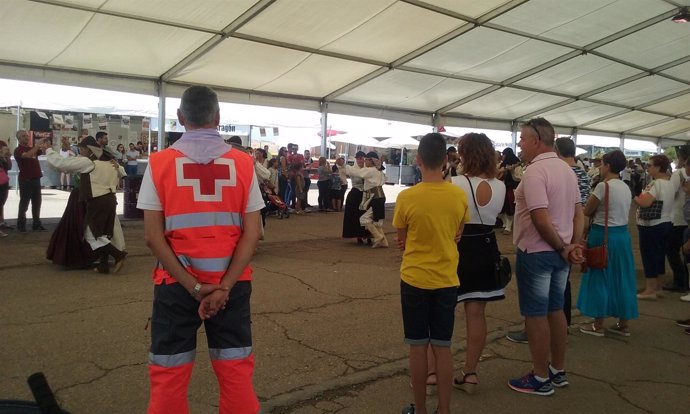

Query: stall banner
[30,130,53,147]
[121,115,130,129]
[142,118,150,131]
[36,111,48,119]
[51,114,64,129]
[273,127,279,136]
[97,114,107,130]
[64,115,75,130]
[83,114,93,129]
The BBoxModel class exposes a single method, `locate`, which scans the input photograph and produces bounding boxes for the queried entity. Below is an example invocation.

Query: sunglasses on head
[525,120,543,142]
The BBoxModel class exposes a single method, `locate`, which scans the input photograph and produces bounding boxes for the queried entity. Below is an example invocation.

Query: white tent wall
[0,112,20,144]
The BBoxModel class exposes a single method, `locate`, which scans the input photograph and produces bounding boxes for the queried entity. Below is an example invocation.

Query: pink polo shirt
[513,152,580,253]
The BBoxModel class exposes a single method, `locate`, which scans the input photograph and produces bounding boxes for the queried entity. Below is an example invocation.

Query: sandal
[606,322,631,337]
[426,372,436,395]
[579,323,604,337]
[453,370,478,394]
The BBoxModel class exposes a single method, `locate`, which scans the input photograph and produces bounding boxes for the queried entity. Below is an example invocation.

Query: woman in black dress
[497,147,521,234]
[342,151,370,244]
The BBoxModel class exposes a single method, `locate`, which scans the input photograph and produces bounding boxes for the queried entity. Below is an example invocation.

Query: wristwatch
[191,282,202,297]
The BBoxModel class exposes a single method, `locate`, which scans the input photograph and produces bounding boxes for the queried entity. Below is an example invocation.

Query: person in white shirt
[634,154,675,299]
[58,141,76,190]
[125,143,140,176]
[45,136,127,274]
[664,147,690,292]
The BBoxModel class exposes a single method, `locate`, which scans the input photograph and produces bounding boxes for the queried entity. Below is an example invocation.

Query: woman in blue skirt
[577,150,639,337]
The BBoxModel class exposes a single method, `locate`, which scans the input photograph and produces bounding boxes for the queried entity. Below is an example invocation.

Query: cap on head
[365,151,379,159]
[355,151,366,158]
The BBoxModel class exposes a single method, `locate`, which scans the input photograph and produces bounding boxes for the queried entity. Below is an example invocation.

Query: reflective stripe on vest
[149,349,195,367]
[165,211,243,231]
[209,346,252,361]
[148,148,255,285]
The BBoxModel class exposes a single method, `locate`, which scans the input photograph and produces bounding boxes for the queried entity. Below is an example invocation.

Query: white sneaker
[680,293,690,302]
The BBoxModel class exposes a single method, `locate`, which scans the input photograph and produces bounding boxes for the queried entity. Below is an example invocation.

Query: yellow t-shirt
[392,181,469,289]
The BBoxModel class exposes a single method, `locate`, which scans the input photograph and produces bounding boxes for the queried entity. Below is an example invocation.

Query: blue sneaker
[549,369,569,388]
[508,372,554,396]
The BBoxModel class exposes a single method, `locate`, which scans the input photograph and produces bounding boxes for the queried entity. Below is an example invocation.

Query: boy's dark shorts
[400,280,458,347]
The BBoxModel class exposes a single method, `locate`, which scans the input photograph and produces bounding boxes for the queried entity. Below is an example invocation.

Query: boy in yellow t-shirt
[393,133,469,414]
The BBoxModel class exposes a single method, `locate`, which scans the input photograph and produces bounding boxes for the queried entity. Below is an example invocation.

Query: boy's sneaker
[506,330,528,344]
[508,372,554,396]
[549,369,569,388]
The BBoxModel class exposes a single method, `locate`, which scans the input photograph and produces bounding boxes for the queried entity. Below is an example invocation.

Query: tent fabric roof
[2,0,690,144]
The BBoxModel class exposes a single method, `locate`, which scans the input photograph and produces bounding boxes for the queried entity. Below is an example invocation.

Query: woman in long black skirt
[46,179,98,268]
[342,151,371,244]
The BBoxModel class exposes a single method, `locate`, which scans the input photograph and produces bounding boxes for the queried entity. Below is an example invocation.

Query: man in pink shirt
[508,117,584,396]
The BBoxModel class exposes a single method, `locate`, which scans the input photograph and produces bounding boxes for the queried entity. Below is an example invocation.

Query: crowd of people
[394,119,690,414]
[2,84,690,413]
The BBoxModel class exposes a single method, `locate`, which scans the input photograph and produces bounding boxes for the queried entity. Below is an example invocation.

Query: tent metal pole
[15,103,21,133]
[510,121,517,150]
[157,81,166,151]
[320,101,328,158]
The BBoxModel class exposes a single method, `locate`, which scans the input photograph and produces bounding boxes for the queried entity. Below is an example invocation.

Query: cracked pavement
[1,206,689,413]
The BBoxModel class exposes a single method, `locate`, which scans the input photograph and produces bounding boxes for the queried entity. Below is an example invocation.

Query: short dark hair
[554,137,576,158]
[418,133,446,170]
[228,136,242,146]
[457,133,498,178]
[602,150,626,174]
[522,117,555,146]
[95,131,108,140]
[179,86,219,127]
[649,154,671,174]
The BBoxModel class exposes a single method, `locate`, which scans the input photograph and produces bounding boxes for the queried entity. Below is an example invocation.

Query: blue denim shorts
[515,249,569,317]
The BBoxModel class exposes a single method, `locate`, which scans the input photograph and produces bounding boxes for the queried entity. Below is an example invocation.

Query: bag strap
[464,175,484,225]
[602,181,609,246]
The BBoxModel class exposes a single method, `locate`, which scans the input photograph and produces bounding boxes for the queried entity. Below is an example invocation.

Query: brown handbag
[585,182,609,269]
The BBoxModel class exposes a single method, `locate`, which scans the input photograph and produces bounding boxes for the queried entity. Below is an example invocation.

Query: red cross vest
[148,147,255,285]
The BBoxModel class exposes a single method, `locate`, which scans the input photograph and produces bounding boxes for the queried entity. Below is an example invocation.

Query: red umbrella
[317,129,346,137]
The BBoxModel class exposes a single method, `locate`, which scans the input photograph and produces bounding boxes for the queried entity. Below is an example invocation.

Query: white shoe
[680,293,690,302]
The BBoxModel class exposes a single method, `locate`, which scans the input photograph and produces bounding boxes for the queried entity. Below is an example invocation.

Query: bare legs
[461,301,486,383]
[410,344,452,414]
[525,310,567,377]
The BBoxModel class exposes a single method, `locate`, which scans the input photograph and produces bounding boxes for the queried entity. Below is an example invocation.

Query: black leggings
[0,183,8,212]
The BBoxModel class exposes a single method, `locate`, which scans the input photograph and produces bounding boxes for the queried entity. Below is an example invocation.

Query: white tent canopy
[2,0,690,145]
[379,136,420,149]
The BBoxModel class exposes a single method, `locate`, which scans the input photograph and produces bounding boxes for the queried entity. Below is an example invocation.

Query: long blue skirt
[577,225,639,320]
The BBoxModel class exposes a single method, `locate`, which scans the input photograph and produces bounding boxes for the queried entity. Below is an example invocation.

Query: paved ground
[1,186,689,413]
